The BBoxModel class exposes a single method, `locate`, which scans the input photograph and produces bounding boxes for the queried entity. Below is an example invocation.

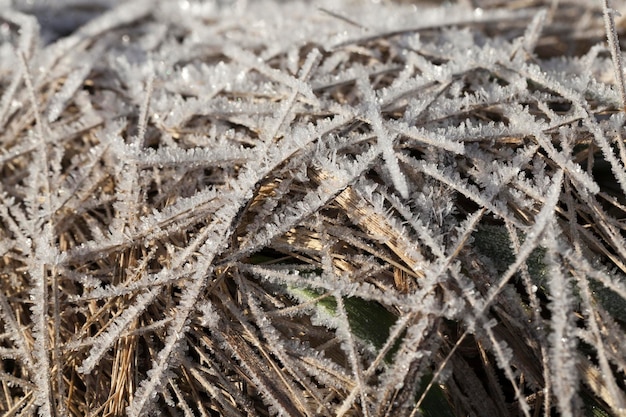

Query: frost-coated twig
[602,0,626,112]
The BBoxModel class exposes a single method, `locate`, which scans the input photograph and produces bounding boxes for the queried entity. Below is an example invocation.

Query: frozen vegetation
[1,0,626,415]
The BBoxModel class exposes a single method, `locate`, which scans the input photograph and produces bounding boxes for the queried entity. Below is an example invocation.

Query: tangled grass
[2,0,626,416]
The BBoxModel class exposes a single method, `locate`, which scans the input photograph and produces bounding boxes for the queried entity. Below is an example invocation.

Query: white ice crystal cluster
[2,0,626,416]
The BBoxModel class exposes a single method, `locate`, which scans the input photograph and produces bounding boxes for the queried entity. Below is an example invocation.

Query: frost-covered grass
[1,0,626,416]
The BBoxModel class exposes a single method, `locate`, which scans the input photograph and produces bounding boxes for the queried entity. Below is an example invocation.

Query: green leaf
[288,286,455,416]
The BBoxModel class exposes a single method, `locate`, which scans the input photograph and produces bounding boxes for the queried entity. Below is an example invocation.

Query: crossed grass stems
[2,0,626,416]
[63,67,626,417]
